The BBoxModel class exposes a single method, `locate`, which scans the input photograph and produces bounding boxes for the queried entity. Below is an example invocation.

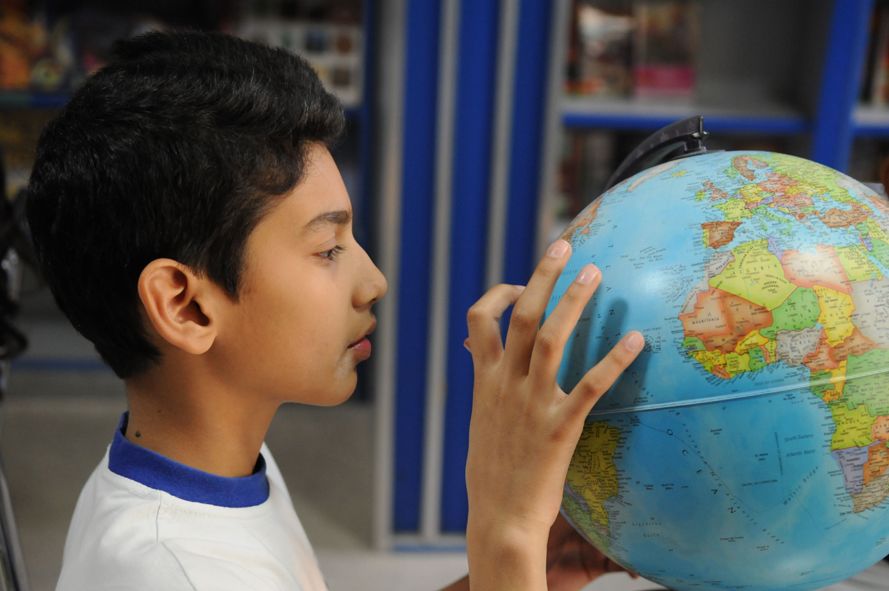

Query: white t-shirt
[56,414,328,591]
[822,560,889,590]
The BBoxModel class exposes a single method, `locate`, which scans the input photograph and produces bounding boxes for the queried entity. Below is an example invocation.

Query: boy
[26,31,644,590]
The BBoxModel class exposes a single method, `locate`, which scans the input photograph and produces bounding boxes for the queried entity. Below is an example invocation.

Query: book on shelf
[565,2,634,98]
[865,4,889,107]
[565,0,698,102]
[632,0,698,101]
[557,130,617,222]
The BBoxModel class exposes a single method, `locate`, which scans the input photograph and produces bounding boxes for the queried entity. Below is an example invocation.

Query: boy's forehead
[282,145,353,230]
[302,209,352,235]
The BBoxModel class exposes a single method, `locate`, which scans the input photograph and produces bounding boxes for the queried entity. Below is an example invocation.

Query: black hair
[26,30,345,378]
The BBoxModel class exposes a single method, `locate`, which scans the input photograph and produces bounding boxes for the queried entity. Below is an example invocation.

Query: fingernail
[547,239,569,258]
[624,332,644,353]
[575,264,599,285]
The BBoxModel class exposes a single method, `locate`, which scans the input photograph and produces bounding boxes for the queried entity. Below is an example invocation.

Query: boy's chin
[293,378,358,407]
[321,389,356,407]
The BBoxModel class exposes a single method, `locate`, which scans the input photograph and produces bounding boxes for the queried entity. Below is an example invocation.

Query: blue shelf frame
[851,105,889,137]
[562,111,810,135]
[853,124,889,138]
[0,91,71,109]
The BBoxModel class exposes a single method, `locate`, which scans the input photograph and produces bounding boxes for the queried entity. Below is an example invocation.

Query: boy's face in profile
[214,143,388,406]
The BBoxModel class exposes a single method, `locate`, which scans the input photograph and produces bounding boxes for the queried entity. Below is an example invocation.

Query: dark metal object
[604,115,711,191]
[0,148,30,591]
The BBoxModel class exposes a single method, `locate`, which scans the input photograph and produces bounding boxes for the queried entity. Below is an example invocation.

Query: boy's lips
[348,337,372,360]
[347,320,376,360]
[348,319,376,348]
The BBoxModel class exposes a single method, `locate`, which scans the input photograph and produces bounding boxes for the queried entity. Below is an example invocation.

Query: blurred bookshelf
[554,0,876,228]
[0,0,373,227]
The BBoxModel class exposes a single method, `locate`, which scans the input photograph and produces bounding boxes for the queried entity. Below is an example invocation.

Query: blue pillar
[503,0,553,286]
[811,0,873,170]
[393,0,441,533]
[440,0,501,533]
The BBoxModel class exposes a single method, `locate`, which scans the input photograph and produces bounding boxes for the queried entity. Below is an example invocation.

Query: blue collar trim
[108,413,269,508]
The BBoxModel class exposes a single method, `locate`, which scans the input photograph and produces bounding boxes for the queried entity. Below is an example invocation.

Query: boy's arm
[439,514,633,591]
[463,239,643,591]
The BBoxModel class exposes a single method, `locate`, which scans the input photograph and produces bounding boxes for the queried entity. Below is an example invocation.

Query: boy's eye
[320,245,345,261]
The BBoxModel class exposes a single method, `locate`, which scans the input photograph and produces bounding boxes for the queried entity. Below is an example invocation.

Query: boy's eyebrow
[303,210,352,233]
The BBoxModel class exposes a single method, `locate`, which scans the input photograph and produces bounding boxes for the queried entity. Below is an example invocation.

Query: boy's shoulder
[56,455,192,590]
[56,436,327,590]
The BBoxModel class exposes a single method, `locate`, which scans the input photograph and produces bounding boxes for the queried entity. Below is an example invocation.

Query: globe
[548,151,889,590]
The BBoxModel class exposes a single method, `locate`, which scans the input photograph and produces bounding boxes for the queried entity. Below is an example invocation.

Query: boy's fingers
[563,332,644,419]
[528,264,600,387]
[466,283,526,364]
[503,240,572,375]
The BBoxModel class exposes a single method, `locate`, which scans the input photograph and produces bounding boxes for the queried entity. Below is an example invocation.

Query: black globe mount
[604,115,712,191]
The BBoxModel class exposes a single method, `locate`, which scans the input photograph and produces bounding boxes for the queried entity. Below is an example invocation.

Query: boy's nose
[355,252,388,308]
[370,266,388,305]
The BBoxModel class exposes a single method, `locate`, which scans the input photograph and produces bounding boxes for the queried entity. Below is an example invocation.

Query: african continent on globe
[548,151,889,591]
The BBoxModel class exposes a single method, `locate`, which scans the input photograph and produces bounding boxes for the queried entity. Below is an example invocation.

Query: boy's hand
[464,239,644,590]
[545,513,636,591]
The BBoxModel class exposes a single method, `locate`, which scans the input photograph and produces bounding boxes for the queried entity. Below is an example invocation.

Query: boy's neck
[123,363,278,478]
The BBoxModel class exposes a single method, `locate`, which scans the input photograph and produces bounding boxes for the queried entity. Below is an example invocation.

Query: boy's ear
[137,259,219,355]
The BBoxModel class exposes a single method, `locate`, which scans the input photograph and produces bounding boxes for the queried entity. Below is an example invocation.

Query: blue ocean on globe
[547,151,889,590]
